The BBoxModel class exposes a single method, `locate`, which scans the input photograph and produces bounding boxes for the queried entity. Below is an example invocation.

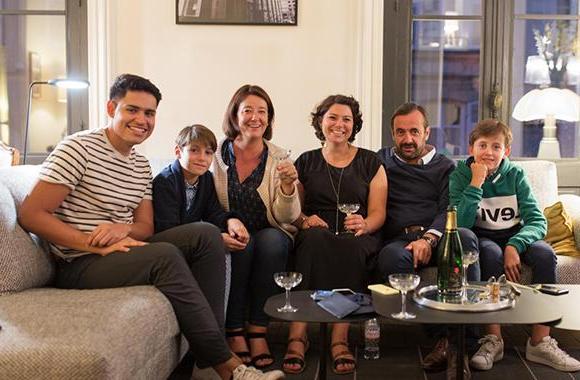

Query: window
[0,0,88,164]
[383,0,580,159]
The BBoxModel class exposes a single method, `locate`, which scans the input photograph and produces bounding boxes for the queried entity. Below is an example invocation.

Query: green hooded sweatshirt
[449,157,547,254]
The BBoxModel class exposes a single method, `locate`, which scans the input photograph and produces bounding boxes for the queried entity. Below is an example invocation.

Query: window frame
[0,0,88,164]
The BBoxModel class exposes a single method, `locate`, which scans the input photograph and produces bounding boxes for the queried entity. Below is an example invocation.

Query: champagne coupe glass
[272,149,292,179]
[388,273,421,319]
[461,250,479,288]
[338,203,360,234]
[274,272,302,312]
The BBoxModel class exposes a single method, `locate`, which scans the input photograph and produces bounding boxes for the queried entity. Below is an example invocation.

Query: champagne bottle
[437,205,463,298]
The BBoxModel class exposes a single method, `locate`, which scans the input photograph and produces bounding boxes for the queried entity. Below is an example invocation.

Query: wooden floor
[171,320,580,380]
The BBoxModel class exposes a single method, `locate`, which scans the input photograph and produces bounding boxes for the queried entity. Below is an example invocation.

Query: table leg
[319,322,327,380]
[456,324,466,380]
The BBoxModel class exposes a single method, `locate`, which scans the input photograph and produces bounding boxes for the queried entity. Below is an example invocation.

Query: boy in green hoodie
[449,119,579,372]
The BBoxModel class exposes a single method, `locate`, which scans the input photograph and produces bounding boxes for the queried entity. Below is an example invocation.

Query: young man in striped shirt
[19,73,284,380]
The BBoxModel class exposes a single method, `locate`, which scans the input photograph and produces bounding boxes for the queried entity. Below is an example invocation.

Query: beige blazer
[212,138,301,239]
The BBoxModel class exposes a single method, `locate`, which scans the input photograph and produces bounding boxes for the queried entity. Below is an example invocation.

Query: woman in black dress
[282,95,387,375]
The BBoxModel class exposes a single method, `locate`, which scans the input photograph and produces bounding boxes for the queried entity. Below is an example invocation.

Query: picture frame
[176,0,297,26]
[28,52,41,98]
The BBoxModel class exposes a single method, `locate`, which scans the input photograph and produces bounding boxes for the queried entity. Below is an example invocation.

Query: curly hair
[222,84,274,141]
[310,95,363,143]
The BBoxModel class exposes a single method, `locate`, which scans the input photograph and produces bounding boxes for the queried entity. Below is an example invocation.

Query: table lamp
[23,78,90,164]
[512,87,580,159]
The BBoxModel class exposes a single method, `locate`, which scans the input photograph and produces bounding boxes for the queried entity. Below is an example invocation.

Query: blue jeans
[226,228,291,328]
[478,238,556,284]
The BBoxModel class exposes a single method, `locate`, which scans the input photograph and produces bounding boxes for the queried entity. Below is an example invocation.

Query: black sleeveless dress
[293,148,383,292]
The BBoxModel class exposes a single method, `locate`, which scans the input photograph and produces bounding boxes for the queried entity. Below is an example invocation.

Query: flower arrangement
[533,21,577,86]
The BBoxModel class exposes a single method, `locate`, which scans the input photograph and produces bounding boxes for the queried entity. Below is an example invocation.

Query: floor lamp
[23,78,90,164]
[512,87,580,159]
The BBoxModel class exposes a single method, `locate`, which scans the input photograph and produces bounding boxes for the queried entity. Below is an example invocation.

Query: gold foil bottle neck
[445,206,458,231]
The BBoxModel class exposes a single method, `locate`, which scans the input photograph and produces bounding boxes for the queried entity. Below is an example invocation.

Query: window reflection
[411,20,481,156]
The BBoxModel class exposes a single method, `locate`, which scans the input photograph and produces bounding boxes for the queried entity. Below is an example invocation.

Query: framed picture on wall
[28,52,41,98]
[176,0,297,25]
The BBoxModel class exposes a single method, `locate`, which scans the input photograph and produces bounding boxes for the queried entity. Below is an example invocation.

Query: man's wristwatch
[421,234,438,248]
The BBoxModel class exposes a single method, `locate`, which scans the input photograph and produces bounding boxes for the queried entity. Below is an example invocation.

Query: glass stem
[401,290,407,315]
[285,288,291,308]
[463,264,469,287]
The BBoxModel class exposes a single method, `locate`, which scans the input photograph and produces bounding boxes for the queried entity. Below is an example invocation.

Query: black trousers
[56,222,231,368]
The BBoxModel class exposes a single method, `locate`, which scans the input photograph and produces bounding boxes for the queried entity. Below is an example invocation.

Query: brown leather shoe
[446,349,471,380]
[422,337,448,371]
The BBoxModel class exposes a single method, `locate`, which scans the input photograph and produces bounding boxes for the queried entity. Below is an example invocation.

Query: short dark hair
[175,124,217,152]
[390,102,429,130]
[222,84,274,141]
[310,95,363,143]
[109,73,162,105]
[469,119,513,147]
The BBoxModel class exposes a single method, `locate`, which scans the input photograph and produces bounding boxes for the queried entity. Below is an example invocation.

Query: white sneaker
[469,334,504,370]
[526,336,580,372]
[232,364,285,380]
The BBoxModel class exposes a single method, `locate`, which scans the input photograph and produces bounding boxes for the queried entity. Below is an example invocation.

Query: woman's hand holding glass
[343,212,368,236]
[276,160,298,195]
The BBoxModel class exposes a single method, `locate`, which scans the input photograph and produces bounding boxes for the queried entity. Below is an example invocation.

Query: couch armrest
[560,193,580,250]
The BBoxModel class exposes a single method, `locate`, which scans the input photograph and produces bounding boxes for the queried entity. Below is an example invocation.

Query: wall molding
[87,0,113,130]
[354,0,384,151]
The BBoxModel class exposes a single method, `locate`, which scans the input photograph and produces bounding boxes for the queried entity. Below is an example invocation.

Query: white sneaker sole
[526,353,580,372]
[470,352,504,370]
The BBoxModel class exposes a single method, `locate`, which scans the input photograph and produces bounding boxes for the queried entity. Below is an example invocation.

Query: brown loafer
[423,337,448,371]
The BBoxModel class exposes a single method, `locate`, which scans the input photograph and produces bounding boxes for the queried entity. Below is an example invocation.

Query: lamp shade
[512,87,580,122]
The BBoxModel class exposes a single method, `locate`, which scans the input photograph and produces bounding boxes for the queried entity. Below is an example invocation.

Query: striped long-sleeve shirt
[39,128,152,259]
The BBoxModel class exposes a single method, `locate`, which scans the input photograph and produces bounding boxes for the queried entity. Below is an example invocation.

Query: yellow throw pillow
[544,201,580,257]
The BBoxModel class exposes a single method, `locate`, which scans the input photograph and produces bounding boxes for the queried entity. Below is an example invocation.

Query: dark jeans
[377,227,481,282]
[55,222,231,369]
[377,228,481,347]
[226,228,291,329]
[479,238,557,284]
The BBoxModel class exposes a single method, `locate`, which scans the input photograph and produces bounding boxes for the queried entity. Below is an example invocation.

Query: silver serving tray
[413,285,516,312]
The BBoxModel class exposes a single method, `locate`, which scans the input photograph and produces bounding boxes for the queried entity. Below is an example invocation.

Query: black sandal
[247,332,275,369]
[331,341,357,375]
[282,337,309,374]
[226,330,251,364]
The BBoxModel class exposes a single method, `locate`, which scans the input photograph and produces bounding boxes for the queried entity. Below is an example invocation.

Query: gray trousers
[55,222,231,368]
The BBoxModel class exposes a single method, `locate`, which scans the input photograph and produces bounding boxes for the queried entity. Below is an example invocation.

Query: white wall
[89,0,383,160]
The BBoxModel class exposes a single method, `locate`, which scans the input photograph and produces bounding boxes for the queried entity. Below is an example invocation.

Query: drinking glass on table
[274,272,302,312]
[388,273,421,320]
[338,202,360,234]
[462,250,479,288]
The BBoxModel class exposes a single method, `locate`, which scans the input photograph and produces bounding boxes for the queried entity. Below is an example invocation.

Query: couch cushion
[0,286,184,380]
[513,160,559,211]
[543,201,579,256]
[560,194,580,250]
[0,166,55,294]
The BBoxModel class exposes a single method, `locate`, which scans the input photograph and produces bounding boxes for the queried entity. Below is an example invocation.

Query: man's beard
[396,143,422,161]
